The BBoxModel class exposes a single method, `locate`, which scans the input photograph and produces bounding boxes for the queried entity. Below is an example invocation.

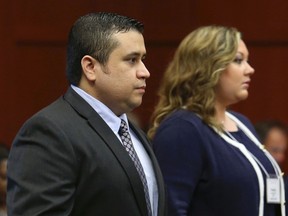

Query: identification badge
[266,176,281,203]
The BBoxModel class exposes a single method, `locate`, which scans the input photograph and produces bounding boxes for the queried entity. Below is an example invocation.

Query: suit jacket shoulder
[8,87,166,216]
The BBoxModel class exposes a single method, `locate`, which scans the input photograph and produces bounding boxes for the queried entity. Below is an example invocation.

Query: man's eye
[128,58,137,64]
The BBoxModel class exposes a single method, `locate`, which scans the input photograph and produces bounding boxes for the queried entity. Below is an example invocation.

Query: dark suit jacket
[7,87,166,216]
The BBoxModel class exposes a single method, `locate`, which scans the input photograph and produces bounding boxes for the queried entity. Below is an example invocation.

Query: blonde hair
[148,26,241,139]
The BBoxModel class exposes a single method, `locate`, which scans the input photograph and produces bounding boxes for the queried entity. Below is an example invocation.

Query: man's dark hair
[66,12,144,86]
[254,120,288,143]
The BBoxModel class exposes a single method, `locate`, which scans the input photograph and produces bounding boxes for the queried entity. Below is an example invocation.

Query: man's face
[265,128,287,164]
[93,30,150,116]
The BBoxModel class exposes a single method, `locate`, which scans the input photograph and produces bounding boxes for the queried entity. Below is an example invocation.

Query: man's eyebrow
[125,52,146,58]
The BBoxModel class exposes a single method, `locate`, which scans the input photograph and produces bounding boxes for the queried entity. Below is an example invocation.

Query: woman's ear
[81,55,100,81]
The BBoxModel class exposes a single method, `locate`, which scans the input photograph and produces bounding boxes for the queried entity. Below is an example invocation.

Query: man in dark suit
[7,12,166,216]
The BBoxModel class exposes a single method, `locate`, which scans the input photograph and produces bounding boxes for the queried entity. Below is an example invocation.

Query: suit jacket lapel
[63,87,148,216]
[130,122,166,216]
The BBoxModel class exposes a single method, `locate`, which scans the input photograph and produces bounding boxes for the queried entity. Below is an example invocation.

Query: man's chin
[130,100,142,110]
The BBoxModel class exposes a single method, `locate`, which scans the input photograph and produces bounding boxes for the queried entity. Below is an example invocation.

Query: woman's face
[216,40,255,106]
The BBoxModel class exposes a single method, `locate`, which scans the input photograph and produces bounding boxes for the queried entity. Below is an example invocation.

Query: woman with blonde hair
[148,26,285,216]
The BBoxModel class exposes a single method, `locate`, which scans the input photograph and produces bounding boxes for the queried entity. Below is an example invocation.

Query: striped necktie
[118,119,152,216]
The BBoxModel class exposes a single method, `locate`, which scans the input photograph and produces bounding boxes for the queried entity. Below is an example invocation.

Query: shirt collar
[71,85,129,134]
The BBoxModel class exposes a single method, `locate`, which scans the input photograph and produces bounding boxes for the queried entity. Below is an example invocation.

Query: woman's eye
[233,58,243,64]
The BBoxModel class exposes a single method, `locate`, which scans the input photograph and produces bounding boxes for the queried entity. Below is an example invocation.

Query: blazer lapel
[63,87,148,216]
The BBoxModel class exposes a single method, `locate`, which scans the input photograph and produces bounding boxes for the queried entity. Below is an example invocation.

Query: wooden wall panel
[141,1,196,41]
[10,1,91,42]
[0,1,14,146]
[190,0,288,41]
[2,45,68,146]
[1,0,288,172]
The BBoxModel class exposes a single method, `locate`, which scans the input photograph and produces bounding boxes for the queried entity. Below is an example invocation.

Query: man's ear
[81,55,100,81]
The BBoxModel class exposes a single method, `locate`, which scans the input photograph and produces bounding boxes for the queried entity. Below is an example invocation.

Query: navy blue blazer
[153,109,281,216]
